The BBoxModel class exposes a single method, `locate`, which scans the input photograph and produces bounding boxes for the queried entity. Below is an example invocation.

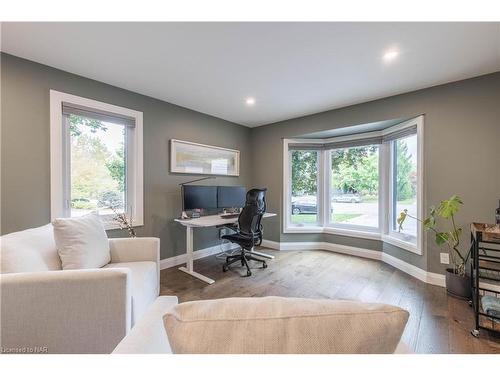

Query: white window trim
[324,145,382,232]
[384,116,424,255]
[283,115,424,255]
[283,138,324,231]
[50,90,144,229]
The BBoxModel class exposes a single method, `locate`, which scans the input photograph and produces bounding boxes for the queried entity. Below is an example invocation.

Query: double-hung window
[50,90,143,228]
[328,144,380,232]
[284,116,423,254]
[382,123,423,253]
[288,148,321,227]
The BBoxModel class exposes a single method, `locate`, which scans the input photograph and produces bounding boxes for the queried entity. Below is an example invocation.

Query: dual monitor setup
[182,185,246,219]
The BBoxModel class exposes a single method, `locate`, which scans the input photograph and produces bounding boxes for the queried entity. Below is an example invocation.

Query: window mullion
[319,149,328,227]
[62,114,71,217]
[324,150,332,227]
[125,126,132,219]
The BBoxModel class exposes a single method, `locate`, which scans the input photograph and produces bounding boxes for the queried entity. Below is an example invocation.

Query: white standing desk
[174,212,276,284]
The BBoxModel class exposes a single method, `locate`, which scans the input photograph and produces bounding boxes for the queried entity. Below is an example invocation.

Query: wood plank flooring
[160,248,500,354]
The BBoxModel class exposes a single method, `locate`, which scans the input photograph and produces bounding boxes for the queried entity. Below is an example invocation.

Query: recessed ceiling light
[383,50,399,63]
[245,97,256,106]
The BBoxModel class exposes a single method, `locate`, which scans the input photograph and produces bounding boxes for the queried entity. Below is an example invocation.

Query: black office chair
[222,188,268,276]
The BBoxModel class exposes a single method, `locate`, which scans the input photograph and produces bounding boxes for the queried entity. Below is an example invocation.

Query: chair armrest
[109,237,160,291]
[0,269,131,354]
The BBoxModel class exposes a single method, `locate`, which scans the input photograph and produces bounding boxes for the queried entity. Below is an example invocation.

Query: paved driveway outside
[331,201,417,234]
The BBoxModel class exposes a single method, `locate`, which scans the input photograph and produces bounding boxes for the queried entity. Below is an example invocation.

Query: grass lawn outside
[291,213,361,224]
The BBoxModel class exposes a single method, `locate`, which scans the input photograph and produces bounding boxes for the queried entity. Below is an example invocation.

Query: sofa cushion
[104,261,157,325]
[53,213,110,270]
[1,224,62,274]
[163,296,409,354]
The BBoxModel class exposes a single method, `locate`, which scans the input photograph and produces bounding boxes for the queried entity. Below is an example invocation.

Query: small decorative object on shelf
[495,199,500,224]
[398,195,472,299]
[469,223,500,337]
[111,206,136,238]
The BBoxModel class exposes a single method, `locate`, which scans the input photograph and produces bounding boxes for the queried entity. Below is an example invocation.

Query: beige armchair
[0,224,161,354]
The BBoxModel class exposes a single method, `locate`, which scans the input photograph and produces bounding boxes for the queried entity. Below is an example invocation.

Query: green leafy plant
[397,195,469,277]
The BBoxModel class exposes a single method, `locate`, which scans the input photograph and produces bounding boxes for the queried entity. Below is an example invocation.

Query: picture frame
[170,139,240,176]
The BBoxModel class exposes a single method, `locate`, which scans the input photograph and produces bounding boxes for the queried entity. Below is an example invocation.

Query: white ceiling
[2,22,499,127]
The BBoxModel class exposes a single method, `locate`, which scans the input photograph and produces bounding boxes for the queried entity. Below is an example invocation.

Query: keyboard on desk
[220,213,240,219]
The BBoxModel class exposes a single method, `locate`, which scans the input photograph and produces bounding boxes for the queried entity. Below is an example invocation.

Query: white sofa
[0,224,162,354]
[113,296,412,354]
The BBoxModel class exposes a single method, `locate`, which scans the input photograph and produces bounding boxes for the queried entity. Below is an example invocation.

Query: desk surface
[175,212,276,228]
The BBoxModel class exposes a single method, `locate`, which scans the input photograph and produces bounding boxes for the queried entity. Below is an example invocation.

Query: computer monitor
[182,185,218,210]
[217,186,246,209]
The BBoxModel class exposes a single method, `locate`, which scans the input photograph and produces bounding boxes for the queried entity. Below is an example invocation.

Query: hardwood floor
[160,248,500,354]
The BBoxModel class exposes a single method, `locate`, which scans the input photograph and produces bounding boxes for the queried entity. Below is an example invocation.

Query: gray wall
[251,72,500,274]
[1,53,252,259]
[2,52,499,274]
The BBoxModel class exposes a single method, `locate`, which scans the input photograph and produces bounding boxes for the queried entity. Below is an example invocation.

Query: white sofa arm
[0,268,131,354]
[109,237,160,291]
[113,296,178,354]
[109,237,159,263]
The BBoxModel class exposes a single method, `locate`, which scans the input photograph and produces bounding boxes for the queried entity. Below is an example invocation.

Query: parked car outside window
[291,195,317,215]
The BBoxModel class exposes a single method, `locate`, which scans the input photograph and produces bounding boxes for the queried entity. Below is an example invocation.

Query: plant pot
[445,268,471,299]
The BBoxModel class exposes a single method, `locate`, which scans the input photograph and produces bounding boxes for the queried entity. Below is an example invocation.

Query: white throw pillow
[163,296,409,354]
[52,213,111,270]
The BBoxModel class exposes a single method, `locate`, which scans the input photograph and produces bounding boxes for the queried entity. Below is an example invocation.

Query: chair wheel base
[262,262,267,269]
[246,270,252,277]
[222,265,228,272]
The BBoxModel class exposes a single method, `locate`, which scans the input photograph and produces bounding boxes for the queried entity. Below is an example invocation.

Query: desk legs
[178,226,215,285]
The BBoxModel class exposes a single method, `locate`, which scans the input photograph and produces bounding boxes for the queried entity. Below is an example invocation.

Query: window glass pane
[330,145,379,228]
[290,150,318,225]
[69,114,126,217]
[393,134,418,240]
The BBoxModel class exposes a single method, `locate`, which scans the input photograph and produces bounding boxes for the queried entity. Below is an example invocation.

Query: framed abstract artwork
[170,139,240,176]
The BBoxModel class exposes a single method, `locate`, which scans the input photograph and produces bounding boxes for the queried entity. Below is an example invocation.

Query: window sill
[284,225,380,240]
[284,226,422,255]
[381,234,421,255]
[102,218,144,231]
[284,225,324,233]
[323,226,381,240]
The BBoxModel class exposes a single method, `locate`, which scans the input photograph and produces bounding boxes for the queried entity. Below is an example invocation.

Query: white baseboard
[426,271,447,287]
[160,240,495,292]
[260,239,281,250]
[262,239,448,288]
[160,243,239,270]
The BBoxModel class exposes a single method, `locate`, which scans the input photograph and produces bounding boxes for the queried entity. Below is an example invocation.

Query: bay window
[284,116,423,254]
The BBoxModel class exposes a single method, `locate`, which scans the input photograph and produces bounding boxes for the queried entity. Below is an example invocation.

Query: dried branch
[110,206,136,238]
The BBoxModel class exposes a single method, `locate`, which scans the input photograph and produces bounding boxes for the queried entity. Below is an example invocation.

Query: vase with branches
[110,206,137,238]
[397,195,470,277]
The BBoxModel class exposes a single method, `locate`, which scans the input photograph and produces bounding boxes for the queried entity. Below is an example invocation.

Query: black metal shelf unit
[470,223,500,337]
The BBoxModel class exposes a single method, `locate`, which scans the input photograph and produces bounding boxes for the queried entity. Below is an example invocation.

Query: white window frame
[283,140,324,232]
[50,90,144,229]
[283,115,424,255]
[381,117,424,254]
[325,143,382,234]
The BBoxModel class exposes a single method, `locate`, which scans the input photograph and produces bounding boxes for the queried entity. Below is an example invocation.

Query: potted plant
[397,195,471,299]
